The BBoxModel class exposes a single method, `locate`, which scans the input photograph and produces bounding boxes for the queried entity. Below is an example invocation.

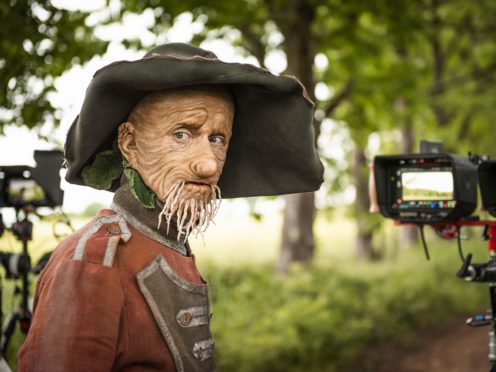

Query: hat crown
[143,43,218,60]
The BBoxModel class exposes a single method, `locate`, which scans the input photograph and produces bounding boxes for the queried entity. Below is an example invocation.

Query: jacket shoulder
[72,213,132,267]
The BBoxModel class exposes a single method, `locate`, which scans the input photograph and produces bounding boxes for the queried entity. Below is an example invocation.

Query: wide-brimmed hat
[64,43,324,198]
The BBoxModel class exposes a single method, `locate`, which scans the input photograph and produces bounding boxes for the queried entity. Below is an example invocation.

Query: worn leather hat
[64,43,324,198]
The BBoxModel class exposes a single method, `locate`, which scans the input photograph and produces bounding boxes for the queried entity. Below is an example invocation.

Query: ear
[118,122,138,167]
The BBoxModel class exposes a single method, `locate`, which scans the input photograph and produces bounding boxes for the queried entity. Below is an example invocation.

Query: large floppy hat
[64,43,324,198]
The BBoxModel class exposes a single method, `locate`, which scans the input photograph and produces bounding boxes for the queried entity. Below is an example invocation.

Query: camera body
[374,153,479,223]
[0,150,64,209]
[478,160,496,217]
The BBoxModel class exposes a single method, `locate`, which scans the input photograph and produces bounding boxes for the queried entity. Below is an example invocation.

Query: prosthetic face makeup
[118,86,234,239]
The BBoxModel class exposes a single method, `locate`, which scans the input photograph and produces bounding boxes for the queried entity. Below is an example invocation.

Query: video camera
[372,142,496,369]
[0,149,66,363]
[0,149,64,276]
[0,150,64,210]
[373,148,496,224]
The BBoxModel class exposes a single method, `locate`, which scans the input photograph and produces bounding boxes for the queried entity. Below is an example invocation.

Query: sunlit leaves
[0,0,108,130]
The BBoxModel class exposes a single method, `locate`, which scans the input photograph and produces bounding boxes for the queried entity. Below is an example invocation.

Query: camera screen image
[401,170,454,202]
[6,179,47,206]
[374,153,477,223]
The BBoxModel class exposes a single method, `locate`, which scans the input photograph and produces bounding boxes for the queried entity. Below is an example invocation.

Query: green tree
[6,0,496,266]
[0,0,107,131]
[330,0,496,257]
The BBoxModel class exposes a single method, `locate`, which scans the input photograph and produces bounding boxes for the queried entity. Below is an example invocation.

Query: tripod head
[10,206,34,243]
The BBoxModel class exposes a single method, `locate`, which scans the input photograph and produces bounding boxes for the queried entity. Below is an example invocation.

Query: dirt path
[354,315,491,372]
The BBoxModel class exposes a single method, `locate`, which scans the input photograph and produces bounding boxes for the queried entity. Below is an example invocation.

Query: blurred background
[1,0,496,370]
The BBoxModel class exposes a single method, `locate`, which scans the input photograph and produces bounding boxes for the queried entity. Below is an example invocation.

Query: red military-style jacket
[18,185,216,371]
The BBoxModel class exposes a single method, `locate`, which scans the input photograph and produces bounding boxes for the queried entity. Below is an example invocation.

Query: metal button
[182,312,193,325]
[107,223,121,235]
[196,347,203,360]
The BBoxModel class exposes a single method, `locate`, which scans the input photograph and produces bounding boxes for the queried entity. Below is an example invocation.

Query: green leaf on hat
[81,148,123,190]
[124,167,155,209]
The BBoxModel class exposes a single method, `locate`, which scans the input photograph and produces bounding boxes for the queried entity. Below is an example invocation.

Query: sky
[402,171,454,193]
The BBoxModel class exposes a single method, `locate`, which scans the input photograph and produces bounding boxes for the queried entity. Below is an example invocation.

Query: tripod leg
[0,313,18,359]
[0,357,12,372]
[489,284,496,371]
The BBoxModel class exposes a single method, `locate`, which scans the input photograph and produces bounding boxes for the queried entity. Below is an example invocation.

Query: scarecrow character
[18,43,323,371]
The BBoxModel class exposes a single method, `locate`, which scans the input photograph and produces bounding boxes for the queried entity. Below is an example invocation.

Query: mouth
[185,181,211,191]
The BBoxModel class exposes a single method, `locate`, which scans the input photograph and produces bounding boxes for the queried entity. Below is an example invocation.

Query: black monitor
[374,153,478,223]
[0,150,64,208]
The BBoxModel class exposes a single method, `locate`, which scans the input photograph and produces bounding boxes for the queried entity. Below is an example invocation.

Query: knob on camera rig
[0,150,64,362]
[371,141,496,371]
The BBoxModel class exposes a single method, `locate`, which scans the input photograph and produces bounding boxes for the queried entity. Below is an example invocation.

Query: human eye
[173,131,190,141]
[209,135,225,145]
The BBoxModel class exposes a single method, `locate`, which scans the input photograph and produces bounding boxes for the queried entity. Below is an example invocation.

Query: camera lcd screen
[374,153,477,223]
[7,178,47,206]
[401,171,454,201]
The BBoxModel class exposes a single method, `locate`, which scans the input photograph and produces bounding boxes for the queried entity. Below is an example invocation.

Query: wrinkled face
[118,86,234,205]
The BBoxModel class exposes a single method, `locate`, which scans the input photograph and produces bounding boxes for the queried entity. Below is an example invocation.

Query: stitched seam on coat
[136,258,184,372]
[73,220,103,261]
[155,255,207,294]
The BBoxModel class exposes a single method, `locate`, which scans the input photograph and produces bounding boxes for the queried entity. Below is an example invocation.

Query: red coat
[18,208,215,371]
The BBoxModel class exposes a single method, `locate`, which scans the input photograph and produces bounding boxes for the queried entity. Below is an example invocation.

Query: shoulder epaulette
[73,214,132,267]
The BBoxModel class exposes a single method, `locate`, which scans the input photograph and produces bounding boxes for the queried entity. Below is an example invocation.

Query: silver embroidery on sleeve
[192,338,215,362]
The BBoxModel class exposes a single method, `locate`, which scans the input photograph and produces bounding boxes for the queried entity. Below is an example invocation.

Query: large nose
[193,157,218,178]
[191,141,218,179]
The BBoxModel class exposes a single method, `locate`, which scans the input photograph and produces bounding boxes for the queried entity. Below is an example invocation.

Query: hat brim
[65,54,324,198]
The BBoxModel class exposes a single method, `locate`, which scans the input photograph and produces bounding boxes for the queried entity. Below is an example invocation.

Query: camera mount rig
[393,219,496,371]
[0,206,34,356]
[372,143,496,371]
[0,150,64,362]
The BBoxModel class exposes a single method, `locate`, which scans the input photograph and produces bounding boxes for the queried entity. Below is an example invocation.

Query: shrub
[203,247,488,371]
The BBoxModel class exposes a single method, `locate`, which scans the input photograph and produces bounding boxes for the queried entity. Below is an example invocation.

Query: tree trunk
[355,221,375,259]
[353,145,379,260]
[277,193,316,272]
[399,113,419,247]
[271,0,318,273]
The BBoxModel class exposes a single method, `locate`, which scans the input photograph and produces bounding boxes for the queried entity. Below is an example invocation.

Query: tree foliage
[0,0,107,131]
[3,0,496,262]
[89,0,496,260]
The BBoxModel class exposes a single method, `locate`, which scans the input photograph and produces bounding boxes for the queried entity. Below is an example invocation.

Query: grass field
[0,208,358,269]
[1,207,489,274]
[190,211,358,267]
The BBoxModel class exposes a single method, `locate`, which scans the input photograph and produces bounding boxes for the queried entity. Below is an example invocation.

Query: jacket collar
[110,181,190,256]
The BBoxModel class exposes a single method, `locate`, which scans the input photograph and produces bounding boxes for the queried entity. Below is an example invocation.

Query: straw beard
[157,180,221,241]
